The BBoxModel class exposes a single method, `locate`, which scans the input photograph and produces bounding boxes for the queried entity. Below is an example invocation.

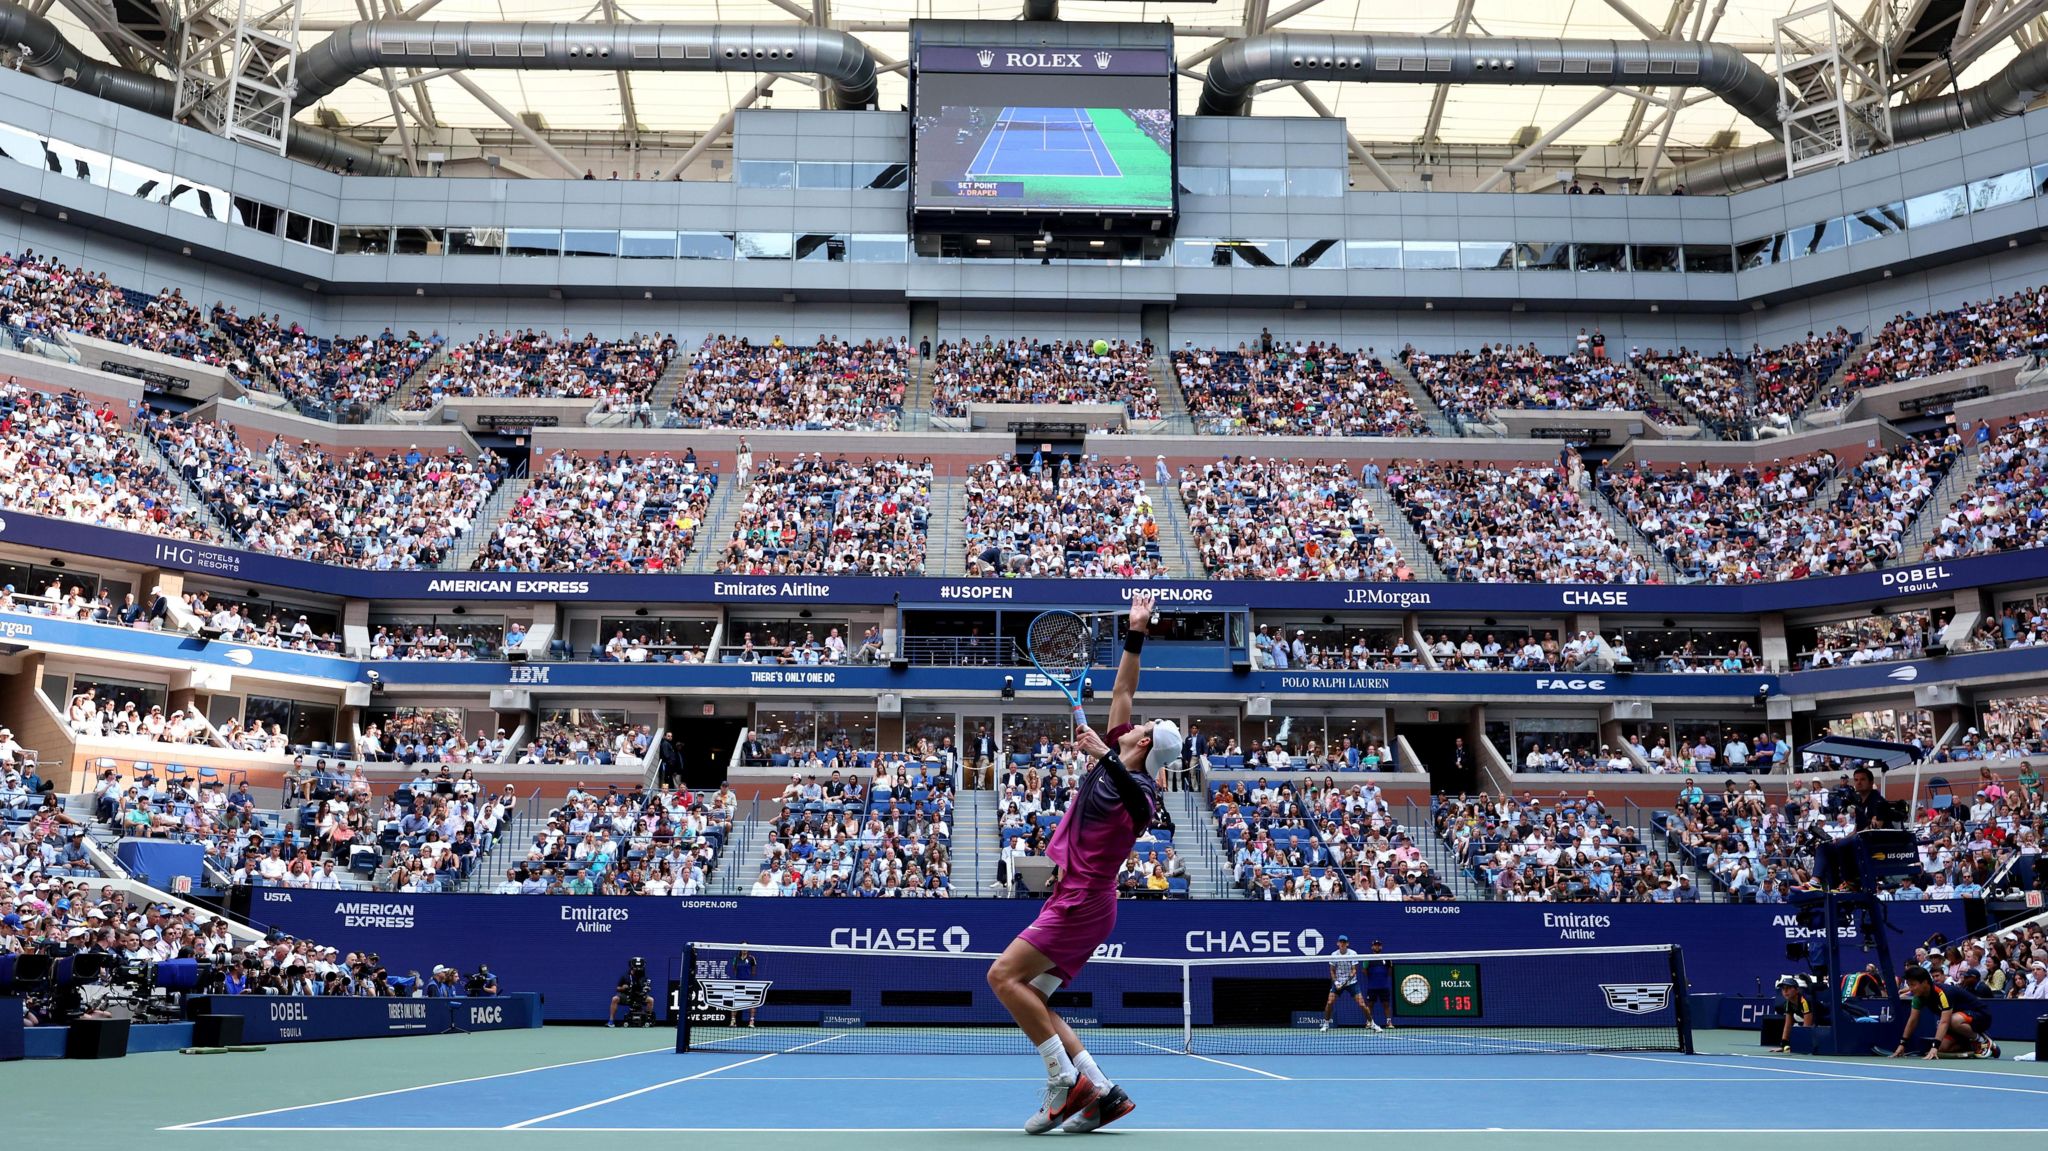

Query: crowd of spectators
[1925,414,2048,561]
[499,784,733,897]
[1,250,231,364]
[211,306,439,419]
[995,749,1182,898]
[1800,609,1947,670]
[717,453,932,576]
[1388,460,1655,583]
[1435,791,1702,902]
[0,382,223,539]
[1845,287,2048,393]
[669,335,908,430]
[356,715,508,765]
[932,337,1161,418]
[1426,630,1607,672]
[470,450,715,573]
[1172,343,1431,436]
[1178,457,1413,582]
[1600,453,1840,583]
[962,454,1166,578]
[752,761,954,897]
[63,686,214,747]
[1212,776,1450,901]
[1744,330,1856,427]
[1252,623,1421,672]
[1403,344,1676,425]
[518,716,652,767]
[1631,346,1749,431]
[145,410,507,569]
[408,328,676,412]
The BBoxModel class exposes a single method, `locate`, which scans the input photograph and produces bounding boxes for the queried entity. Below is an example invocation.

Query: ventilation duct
[294,21,880,112]
[1023,0,1059,19]
[1199,34,1785,140]
[1657,41,2048,194]
[0,0,399,175]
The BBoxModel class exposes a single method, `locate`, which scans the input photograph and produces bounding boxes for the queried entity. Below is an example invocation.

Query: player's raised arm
[1108,593,1152,730]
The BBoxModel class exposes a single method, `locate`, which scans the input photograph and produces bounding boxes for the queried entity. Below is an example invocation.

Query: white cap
[1146,720,1184,774]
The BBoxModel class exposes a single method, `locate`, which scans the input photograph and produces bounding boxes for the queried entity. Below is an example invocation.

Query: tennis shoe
[1318,1019,1330,1032]
[1024,1073,1096,1135]
[1061,1084,1134,1133]
[1369,1022,1384,1033]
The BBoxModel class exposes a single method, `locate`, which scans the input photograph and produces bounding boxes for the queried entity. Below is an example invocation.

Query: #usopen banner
[253,890,1964,1020]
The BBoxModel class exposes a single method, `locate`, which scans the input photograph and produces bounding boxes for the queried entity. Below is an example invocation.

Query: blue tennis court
[966,107,1121,179]
[164,1037,2048,1136]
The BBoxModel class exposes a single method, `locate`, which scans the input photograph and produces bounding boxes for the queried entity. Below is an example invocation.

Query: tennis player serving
[988,593,1178,1135]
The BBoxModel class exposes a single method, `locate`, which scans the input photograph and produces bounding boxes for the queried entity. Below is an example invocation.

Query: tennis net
[677,941,1691,1056]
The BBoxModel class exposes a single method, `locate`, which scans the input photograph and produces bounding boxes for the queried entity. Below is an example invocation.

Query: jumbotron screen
[912,46,1174,215]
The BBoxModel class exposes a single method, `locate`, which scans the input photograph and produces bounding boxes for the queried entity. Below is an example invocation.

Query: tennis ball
[1093,339,1109,356]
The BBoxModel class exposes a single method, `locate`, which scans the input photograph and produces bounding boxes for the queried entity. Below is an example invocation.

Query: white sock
[1073,1050,1113,1092]
[1037,1035,1076,1083]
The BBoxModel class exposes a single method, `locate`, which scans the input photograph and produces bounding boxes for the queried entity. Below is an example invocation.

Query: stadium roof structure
[20,0,2048,180]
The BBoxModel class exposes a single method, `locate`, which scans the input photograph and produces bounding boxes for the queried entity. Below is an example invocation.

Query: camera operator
[466,964,499,996]
[607,957,655,1028]
[1812,766,1900,890]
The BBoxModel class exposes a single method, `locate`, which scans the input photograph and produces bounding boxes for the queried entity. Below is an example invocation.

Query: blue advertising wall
[250,890,1966,1022]
[186,992,542,1043]
[1,505,2042,614]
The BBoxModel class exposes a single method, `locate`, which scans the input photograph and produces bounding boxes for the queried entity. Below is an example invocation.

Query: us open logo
[1600,983,1673,1015]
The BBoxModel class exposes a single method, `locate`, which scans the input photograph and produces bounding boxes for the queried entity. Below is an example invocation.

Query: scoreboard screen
[911,45,1175,216]
[1392,963,1484,1019]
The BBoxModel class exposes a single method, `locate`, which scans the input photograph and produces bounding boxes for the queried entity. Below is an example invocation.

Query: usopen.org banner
[250,890,1964,1021]
[1,507,2042,615]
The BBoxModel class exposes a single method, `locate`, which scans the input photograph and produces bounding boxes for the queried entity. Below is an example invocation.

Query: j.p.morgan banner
[4,506,2045,615]
[250,890,1964,1021]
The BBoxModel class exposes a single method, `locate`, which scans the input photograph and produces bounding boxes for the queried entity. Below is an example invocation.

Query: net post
[1667,945,1693,1055]
[677,943,696,1054]
[1180,962,1193,1054]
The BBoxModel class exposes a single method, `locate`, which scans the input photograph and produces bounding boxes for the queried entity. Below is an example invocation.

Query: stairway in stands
[1170,787,1234,898]
[648,351,692,417]
[1584,483,1690,583]
[716,814,769,894]
[1384,355,1460,436]
[374,344,447,420]
[1904,439,1988,560]
[1358,486,1452,583]
[1149,484,1200,579]
[683,481,744,573]
[134,428,238,542]
[443,475,529,571]
[900,353,935,431]
[956,787,1000,893]
[1411,811,1489,901]
[924,476,969,576]
[1150,349,1193,428]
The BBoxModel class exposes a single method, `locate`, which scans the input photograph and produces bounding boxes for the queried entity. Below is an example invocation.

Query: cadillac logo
[976,49,994,68]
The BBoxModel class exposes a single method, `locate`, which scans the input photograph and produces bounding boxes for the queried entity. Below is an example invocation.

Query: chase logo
[1296,928,1325,955]
[1600,983,1673,1015]
[1887,666,1920,682]
[941,925,972,953]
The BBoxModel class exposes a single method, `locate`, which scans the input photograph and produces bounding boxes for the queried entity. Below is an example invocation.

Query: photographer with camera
[607,956,655,1028]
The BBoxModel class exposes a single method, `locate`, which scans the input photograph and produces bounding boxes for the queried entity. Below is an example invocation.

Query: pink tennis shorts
[1017,878,1119,983]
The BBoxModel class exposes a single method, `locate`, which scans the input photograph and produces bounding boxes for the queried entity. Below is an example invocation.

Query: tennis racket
[1025,609,1102,724]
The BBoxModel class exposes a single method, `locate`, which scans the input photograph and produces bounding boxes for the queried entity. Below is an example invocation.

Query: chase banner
[249,890,1964,1021]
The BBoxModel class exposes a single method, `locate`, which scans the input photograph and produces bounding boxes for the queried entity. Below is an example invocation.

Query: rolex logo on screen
[1094,51,1112,69]
[976,49,994,68]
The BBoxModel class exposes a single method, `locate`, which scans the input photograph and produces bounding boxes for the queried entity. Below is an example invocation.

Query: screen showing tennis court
[913,71,1173,214]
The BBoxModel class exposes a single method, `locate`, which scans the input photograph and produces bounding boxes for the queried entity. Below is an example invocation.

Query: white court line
[146,1127,2048,1135]
[502,1034,847,1129]
[1134,1039,1290,1080]
[160,1046,671,1131]
[658,1075,1811,1084]
[1737,1052,2048,1081]
[1595,1052,2048,1097]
